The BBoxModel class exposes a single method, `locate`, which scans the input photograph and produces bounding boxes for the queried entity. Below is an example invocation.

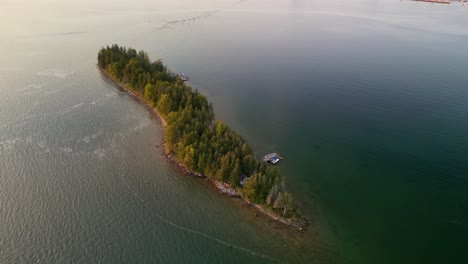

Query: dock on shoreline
[262,153,282,165]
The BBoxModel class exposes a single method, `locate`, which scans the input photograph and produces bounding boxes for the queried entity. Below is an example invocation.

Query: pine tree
[144,83,157,104]
[266,184,279,206]
[229,161,241,186]
[273,192,284,210]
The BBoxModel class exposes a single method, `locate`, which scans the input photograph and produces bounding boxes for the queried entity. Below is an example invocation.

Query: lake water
[1,0,467,263]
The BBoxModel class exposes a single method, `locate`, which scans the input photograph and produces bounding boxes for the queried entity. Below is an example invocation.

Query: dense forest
[98,45,299,218]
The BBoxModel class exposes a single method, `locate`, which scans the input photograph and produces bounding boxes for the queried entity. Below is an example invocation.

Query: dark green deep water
[1,1,468,263]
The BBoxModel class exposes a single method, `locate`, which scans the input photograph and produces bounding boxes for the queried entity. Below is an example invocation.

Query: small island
[98,44,307,229]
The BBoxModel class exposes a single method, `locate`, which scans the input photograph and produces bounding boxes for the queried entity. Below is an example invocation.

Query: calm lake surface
[1,0,468,263]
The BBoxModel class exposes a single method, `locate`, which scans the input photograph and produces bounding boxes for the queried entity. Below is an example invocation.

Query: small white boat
[262,153,281,165]
[270,157,280,165]
[177,73,189,81]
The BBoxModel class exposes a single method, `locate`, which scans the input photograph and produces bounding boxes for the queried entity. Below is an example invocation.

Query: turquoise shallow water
[1,0,468,263]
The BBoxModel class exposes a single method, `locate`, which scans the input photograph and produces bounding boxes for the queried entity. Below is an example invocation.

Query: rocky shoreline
[99,67,309,231]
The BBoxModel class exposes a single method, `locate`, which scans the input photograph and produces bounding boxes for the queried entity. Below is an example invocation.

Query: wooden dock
[262,153,281,164]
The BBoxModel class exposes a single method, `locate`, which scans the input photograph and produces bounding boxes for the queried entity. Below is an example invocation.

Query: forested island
[98,44,305,227]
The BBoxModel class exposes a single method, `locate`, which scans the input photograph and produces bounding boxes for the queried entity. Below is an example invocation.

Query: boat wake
[117,171,282,263]
[157,10,218,30]
[37,66,80,79]
[443,217,468,228]
[36,59,92,79]
[231,0,249,6]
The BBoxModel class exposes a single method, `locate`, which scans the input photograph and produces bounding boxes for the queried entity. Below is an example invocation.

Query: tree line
[98,44,299,218]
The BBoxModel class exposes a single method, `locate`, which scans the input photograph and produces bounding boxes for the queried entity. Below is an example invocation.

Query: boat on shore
[177,73,189,81]
[262,153,282,165]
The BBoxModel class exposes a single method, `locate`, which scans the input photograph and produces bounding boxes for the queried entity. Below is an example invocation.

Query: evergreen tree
[144,83,157,105]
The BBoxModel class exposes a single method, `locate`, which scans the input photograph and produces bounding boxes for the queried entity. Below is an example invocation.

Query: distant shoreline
[98,67,309,231]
